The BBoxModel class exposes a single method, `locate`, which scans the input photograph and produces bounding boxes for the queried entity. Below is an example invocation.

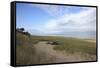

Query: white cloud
[31,4,84,18]
[42,7,96,35]
[30,4,96,38]
[31,4,64,18]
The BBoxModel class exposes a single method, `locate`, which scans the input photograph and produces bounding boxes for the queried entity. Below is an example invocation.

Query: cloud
[31,4,67,18]
[30,4,96,38]
[42,7,96,37]
[31,4,86,18]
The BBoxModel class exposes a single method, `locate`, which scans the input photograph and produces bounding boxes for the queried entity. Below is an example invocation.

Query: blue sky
[16,3,96,38]
[16,3,53,29]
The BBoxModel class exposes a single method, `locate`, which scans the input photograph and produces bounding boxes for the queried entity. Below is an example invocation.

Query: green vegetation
[51,37,96,60]
[53,37,96,55]
[16,32,56,65]
[16,31,96,65]
[31,36,96,60]
[16,32,37,65]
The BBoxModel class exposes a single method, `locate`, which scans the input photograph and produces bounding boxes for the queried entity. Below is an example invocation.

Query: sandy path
[34,41,83,63]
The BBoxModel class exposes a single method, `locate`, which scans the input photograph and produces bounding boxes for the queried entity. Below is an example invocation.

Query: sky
[16,3,96,38]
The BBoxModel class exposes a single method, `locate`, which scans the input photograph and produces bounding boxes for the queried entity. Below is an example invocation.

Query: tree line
[16,28,31,36]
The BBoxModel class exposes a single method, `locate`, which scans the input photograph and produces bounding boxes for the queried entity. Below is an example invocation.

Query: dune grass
[16,32,96,65]
[30,36,96,60]
[16,32,56,65]
[52,37,96,60]
[53,38,96,55]
[16,32,38,65]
